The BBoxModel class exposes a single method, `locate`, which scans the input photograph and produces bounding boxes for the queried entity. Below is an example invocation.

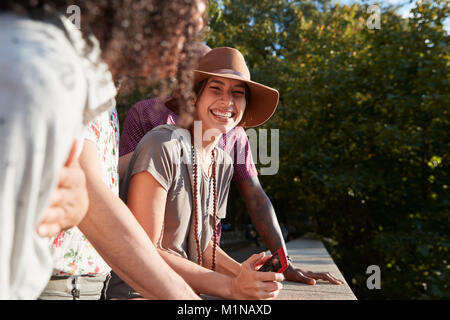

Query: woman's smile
[209,107,236,122]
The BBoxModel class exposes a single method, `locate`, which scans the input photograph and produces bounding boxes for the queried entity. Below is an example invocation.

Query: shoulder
[233,126,248,136]
[131,98,170,119]
[143,124,186,143]
[132,98,160,112]
[233,126,251,146]
[136,125,185,156]
[0,14,87,161]
[123,98,173,136]
[0,14,86,115]
[84,108,117,138]
[0,14,84,82]
[227,126,249,141]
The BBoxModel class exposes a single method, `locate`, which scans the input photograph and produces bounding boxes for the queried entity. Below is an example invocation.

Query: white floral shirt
[49,108,119,276]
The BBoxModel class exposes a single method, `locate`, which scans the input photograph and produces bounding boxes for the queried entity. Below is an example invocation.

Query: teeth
[211,110,233,118]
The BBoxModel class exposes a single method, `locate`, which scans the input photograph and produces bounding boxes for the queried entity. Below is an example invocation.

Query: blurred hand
[36,140,89,238]
[231,252,284,300]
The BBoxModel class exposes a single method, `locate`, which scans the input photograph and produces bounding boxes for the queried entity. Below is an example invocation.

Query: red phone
[258,248,288,273]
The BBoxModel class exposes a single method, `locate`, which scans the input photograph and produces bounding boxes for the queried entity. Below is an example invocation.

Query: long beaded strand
[211,149,217,271]
[192,145,203,266]
[192,145,218,271]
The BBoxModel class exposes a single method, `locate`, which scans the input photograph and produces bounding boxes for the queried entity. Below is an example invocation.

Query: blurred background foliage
[206,0,449,300]
[117,0,449,299]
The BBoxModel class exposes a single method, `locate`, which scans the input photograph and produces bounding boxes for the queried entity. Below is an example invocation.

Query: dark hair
[193,79,208,98]
[0,0,206,122]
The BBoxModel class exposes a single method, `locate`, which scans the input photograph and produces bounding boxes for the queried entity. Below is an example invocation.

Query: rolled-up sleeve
[128,129,178,191]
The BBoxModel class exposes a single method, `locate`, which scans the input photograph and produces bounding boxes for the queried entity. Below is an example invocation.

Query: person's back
[0,13,89,299]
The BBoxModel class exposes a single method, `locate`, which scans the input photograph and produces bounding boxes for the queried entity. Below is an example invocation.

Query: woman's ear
[192,94,199,107]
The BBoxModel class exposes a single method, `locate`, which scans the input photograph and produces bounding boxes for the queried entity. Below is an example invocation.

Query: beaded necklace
[191,144,218,271]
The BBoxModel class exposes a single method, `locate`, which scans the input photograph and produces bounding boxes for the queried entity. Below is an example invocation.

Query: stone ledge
[275,239,357,300]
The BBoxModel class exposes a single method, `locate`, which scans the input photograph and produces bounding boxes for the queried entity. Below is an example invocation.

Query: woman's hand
[230,252,284,300]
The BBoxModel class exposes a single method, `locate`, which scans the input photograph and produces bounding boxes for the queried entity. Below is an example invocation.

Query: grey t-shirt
[120,125,234,263]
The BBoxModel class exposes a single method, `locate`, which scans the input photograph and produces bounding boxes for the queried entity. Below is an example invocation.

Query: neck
[200,137,218,159]
[190,123,222,161]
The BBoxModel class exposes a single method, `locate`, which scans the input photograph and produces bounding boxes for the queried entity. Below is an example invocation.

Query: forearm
[121,165,234,299]
[203,240,241,277]
[118,152,133,182]
[78,176,199,300]
[157,248,234,299]
[249,194,285,253]
[237,177,286,254]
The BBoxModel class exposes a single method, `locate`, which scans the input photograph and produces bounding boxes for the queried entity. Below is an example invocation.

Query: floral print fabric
[49,109,119,276]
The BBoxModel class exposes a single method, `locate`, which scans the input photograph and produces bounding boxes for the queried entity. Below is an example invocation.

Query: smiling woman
[106,47,284,300]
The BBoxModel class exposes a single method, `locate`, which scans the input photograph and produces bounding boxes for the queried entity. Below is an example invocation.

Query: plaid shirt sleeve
[119,103,146,157]
[229,127,258,182]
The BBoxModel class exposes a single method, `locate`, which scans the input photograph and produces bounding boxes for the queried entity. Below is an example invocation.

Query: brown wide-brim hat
[167,47,279,128]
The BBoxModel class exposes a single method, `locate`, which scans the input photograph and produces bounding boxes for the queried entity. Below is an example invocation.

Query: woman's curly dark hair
[0,0,206,126]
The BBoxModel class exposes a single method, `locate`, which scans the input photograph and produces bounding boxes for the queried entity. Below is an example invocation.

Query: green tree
[207,0,449,299]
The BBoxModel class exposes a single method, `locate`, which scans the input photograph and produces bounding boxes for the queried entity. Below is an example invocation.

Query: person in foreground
[1,0,205,299]
[107,47,284,300]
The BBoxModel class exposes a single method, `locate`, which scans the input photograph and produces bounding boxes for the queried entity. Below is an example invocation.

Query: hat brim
[193,70,279,128]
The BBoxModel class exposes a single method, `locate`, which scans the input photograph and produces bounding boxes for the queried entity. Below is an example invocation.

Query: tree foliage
[206,0,449,299]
